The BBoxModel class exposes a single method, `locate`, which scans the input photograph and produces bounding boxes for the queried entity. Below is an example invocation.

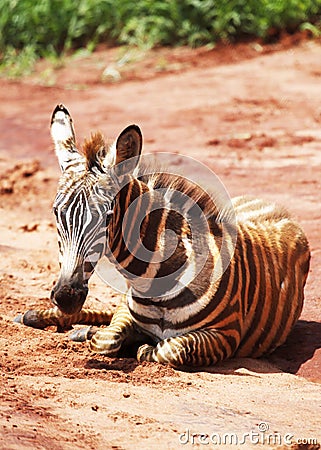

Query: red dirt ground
[0,37,321,449]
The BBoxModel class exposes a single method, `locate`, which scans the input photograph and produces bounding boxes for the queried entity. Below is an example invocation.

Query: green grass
[0,0,320,76]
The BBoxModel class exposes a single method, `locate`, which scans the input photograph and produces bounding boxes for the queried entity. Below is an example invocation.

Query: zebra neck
[106,176,219,301]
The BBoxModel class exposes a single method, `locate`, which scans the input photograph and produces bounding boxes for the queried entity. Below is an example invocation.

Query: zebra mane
[81,132,107,171]
[137,165,232,223]
[78,132,233,224]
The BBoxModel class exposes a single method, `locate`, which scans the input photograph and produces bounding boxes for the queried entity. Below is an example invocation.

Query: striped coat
[16,104,310,367]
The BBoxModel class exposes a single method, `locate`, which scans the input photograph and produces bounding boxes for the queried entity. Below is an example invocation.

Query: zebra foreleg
[89,301,138,356]
[137,328,240,367]
[14,307,113,333]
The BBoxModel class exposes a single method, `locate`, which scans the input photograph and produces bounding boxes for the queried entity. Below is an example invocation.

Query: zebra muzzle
[51,283,88,315]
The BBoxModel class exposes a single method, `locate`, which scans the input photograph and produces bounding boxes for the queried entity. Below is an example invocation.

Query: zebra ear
[50,104,83,171]
[115,125,142,172]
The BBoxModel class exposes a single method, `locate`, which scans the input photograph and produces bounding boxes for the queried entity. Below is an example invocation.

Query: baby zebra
[15,104,310,368]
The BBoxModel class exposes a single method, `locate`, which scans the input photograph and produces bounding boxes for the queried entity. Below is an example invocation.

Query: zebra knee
[158,345,187,367]
[89,327,122,356]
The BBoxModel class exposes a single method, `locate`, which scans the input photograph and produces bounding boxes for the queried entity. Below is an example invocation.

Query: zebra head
[50,104,142,314]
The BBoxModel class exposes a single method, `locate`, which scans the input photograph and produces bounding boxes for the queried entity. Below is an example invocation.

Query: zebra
[15,104,310,367]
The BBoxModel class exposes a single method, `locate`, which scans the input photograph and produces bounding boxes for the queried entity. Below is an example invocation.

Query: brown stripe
[249,229,280,354]
[236,229,267,353]
[244,227,258,316]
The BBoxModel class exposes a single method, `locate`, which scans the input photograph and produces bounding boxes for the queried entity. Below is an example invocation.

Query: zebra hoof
[89,330,122,355]
[69,326,98,342]
[13,314,23,325]
[13,310,47,329]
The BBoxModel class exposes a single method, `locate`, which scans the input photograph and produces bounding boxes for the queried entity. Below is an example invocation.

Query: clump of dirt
[0,160,41,195]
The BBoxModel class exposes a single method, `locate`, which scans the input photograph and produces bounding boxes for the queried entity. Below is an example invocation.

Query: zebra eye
[53,206,58,217]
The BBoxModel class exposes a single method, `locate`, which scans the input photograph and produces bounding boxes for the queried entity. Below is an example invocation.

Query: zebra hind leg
[14,307,113,333]
[137,328,240,368]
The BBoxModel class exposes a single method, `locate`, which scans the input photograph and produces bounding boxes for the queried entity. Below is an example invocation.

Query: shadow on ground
[177,320,321,378]
[267,319,321,376]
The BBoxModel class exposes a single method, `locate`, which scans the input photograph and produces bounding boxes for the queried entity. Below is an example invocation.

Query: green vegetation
[0,0,320,74]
